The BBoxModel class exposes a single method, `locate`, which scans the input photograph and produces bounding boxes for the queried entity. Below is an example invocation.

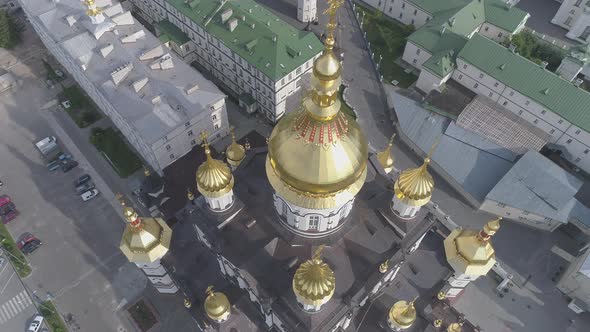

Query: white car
[80,189,99,202]
[28,314,44,332]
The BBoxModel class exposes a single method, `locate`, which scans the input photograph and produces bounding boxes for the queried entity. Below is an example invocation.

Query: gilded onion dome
[388,300,417,330]
[204,286,231,322]
[117,194,172,263]
[225,126,245,168]
[394,141,438,207]
[266,0,368,210]
[293,246,336,306]
[444,217,501,276]
[447,322,463,332]
[377,133,396,174]
[196,132,234,198]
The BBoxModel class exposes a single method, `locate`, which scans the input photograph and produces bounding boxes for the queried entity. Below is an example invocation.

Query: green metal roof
[407,0,471,15]
[483,0,529,32]
[156,20,190,45]
[458,34,590,133]
[166,0,323,80]
[423,49,459,77]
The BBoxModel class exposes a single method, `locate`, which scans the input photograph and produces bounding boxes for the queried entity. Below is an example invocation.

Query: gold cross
[200,131,210,147]
[205,285,214,297]
[324,0,344,16]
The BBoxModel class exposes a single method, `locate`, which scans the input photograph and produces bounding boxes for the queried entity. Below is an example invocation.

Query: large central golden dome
[266,3,367,209]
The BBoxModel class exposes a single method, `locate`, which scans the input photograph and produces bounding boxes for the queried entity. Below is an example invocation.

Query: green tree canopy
[0,9,24,49]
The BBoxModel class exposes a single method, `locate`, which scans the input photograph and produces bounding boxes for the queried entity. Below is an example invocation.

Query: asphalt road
[0,254,40,332]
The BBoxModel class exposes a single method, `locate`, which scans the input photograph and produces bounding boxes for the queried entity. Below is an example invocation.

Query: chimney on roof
[272,35,277,43]
[227,17,238,32]
[449,18,456,26]
[251,23,255,29]
[505,0,514,9]
[220,8,233,24]
[541,61,548,69]
[441,26,446,35]
[509,44,517,53]
[185,84,200,95]
[574,78,584,87]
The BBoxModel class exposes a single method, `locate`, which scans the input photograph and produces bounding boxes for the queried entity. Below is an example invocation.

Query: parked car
[27,314,44,332]
[76,181,95,195]
[61,160,79,173]
[17,232,38,250]
[21,239,42,255]
[81,189,99,202]
[46,160,61,171]
[74,174,91,187]
[0,206,19,224]
[0,257,5,270]
[0,195,11,207]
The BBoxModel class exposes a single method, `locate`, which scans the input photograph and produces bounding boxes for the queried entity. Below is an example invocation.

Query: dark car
[75,181,95,195]
[74,174,91,187]
[0,202,19,224]
[21,239,42,255]
[61,160,79,173]
[17,232,37,250]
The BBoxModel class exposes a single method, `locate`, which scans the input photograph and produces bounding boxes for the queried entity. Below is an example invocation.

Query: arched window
[308,215,320,231]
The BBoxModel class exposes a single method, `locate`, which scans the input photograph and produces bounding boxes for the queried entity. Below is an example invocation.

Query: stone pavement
[517,0,575,46]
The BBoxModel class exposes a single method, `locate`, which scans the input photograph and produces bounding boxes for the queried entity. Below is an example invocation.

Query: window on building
[378,0,382,6]
[570,9,576,14]
[164,135,168,141]
[525,100,530,105]
[576,0,583,7]
[185,121,190,128]
[523,211,529,215]
[389,7,393,13]
[541,110,546,115]
[402,3,405,9]
[411,19,415,24]
[575,157,581,163]
[497,32,503,38]
[558,119,564,124]
[550,129,555,134]
[518,110,523,115]
[484,26,489,32]
[565,16,573,26]
[166,145,171,151]
[416,48,421,55]
[308,215,320,231]
[533,119,538,124]
[479,73,484,79]
[567,139,572,143]
[509,91,514,96]
[497,202,506,208]
[170,153,175,159]
[214,124,220,130]
[494,82,499,87]
[212,114,217,121]
[190,139,196,145]
[413,9,417,15]
[584,149,589,154]
[502,101,508,106]
[458,74,463,80]
[488,92,493,98]
[575,129,581,135]
[463,64,467,69]
[473,83,479,88]
[412,59,417,65]
[187,130,193,136]
[399,13,403,19]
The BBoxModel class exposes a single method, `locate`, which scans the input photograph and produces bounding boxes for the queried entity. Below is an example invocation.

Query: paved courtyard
[517,0,575,46]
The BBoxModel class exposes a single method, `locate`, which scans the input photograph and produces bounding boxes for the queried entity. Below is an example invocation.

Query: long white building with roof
[19,0,229,175]
[127,0,323,123]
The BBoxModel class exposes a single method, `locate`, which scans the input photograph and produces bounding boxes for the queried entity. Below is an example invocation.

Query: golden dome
[266,1,367,210]
[226,127,245,168]
[388,300,417,330]
[293,246,336,306]
[377,134,396,174]
[204,286,231,322]
[447,322,463,332]
[394,157,434,207]
[444,217,501,276]
[116,195,172,263]
[196,132,234,198]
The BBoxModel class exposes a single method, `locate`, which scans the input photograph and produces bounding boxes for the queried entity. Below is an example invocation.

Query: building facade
[20,0,228,175]
[128,0,323,123]
[557,248,590,314]
[552,0,590,41]
[298,0,317,23]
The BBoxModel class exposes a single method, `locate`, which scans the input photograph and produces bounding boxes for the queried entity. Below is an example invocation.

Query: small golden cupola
[387,299,417,330]
[117,194,172,263]
[391,141,437,219]
[447,322,463,332]
[444,217,501,277]
[196,131,235,211]
[293,245,336,312]
[377,133,396,174]
[203,286,231,323]
[266,0,368,237]
[225,126,246,169]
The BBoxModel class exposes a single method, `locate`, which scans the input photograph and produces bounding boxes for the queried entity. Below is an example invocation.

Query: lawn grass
[339,85,357,119]
[0,223,31,278]
[60,85,102,128]
[90,127,143,178]
[354,3,418,88]
[128,299,158,332]
[39,301,67,332]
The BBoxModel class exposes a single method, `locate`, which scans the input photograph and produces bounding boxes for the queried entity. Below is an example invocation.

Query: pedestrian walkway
[0,290,33,325]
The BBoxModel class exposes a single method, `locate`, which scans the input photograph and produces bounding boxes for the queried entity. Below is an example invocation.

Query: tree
[0,9,23,49]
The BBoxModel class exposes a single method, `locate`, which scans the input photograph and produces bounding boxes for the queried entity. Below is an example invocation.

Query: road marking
[0,272,14,295]
[3,301,14,318]
[0,305,10,321]
[0,307,5,323]
[7,300,17,316]
[0,290,33,325]
[0,260,8,277]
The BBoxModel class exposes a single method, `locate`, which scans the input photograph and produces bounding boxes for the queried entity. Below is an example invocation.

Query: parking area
[0,253,41,331]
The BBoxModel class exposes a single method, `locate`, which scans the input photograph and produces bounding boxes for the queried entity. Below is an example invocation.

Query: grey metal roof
[445,122,518,161]
[392,91,514,202]
[24,0,226,145]
[486,151,590,224]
